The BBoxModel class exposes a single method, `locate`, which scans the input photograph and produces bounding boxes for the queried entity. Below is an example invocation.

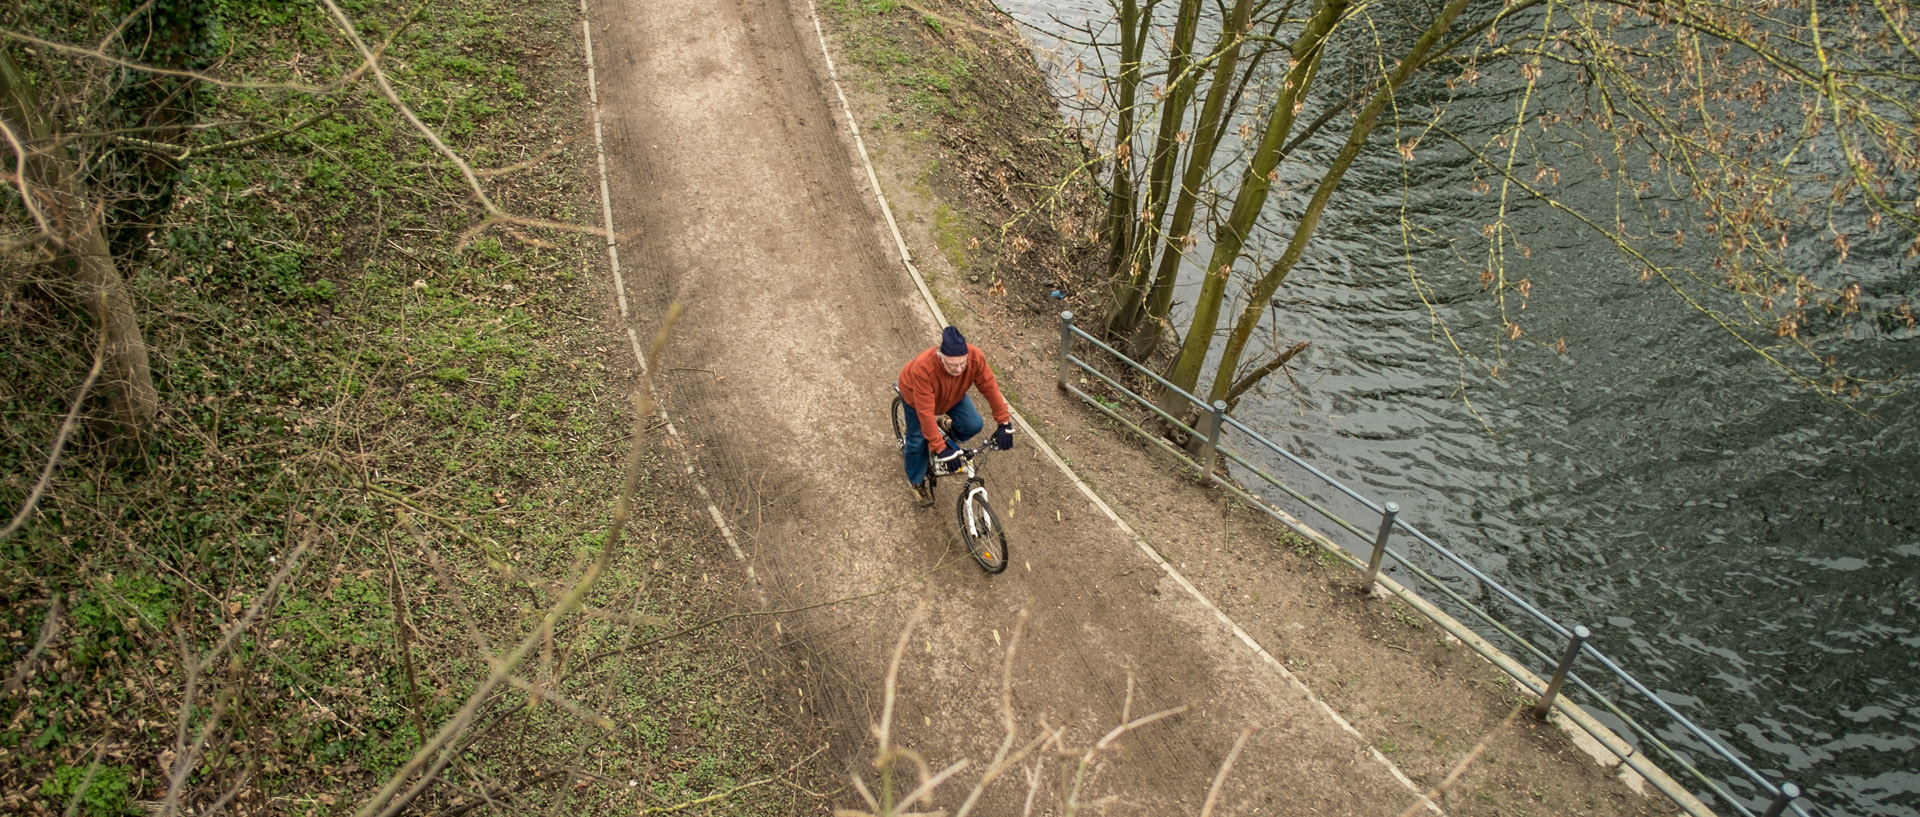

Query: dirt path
[581,1,1661,814]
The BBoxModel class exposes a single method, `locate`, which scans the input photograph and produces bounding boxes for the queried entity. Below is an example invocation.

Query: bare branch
[952,607,1035,817]
[0,597,61,699]
[157,531,313,817]
[1225,340,1309,404]
[1394,704,1524,817]
[0,28,346,93]
[194,765,257,817]
[95,0,159,54]
[0,332,103,541]
[356,307,679,817]
[355,541,612,817]
[382,529,429,743]
[1063,702,1191,816]
[874,604,924,759]
[108,108,337,161]
[1198,726,1256,817]
[314,0,622,250]
[0,117,52,237]
[60,746,107,817]
[404,510,497,656]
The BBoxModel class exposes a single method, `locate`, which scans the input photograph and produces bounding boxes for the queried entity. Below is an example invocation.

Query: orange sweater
[897,344,1012,453]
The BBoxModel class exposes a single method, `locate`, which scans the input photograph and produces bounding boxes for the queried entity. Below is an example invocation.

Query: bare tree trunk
[68,220,159,429]
[1204,0,1476,405]
[1099,0,1146,284]
[2,50,159,432]
[1107,0,1203,338]
[1161,0,1347,402]
[1128,0,1255,359]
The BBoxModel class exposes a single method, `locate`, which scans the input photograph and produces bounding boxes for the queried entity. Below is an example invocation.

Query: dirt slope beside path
[585,0,1437,813]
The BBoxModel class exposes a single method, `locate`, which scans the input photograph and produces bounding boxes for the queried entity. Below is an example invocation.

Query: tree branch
[315,0,620,250]
[1225,340,1308,404]
[0,332,105,541]
[0,596,62,699]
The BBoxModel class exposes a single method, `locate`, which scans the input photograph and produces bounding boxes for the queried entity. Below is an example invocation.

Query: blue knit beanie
[939,326,967,357]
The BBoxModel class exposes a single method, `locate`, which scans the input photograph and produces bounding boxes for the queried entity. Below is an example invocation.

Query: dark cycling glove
[933,446,966,473]
[992,422,1015,451]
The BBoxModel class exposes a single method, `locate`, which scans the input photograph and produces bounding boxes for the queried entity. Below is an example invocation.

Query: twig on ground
[1394,703,1525,817]
[498,671,610,728]
[355,533,611,817]
[382,530,429,743]
[573,559,950,669]
[355,308,680,817]
[433,770,568,817]
[404,511,496,656]
[1199,726,1257,817]
[315,0,632,250]
[1,332,105,542]
[1,595,62,700]
[195,763,257,817]
[639,742,827,815]
[157,529,313,817]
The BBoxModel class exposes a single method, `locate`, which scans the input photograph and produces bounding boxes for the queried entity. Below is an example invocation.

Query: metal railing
[1053,312,1813,817]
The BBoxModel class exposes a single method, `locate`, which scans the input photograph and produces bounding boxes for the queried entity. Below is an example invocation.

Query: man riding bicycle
[898,326,1015,507]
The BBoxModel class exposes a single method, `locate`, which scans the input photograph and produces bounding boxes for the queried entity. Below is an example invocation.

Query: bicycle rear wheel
[957,486,1009,574]
[893,394,938,487]
[890,394,908,448]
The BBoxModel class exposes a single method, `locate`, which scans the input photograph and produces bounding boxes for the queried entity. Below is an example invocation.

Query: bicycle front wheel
[957,486,1009,574]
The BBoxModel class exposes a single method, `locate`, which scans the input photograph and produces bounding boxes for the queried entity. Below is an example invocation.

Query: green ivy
[39,763,138,817]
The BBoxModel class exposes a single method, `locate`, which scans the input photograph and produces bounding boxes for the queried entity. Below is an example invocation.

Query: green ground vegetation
[1,0,818,814]
[818,0,1101,302]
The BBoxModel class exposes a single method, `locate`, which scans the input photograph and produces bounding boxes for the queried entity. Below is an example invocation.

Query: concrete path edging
[576,0,764,607]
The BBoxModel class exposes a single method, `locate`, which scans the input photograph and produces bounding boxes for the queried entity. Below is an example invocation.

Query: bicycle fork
[961,480,990,536]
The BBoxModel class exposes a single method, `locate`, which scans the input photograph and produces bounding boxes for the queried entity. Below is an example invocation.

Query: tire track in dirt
[583,0,1443,813]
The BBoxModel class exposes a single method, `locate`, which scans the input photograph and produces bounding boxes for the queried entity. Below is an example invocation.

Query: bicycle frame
[935,442,993,481]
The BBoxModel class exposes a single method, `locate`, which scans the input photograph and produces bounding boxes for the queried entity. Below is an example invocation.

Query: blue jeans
[903,395,982,485]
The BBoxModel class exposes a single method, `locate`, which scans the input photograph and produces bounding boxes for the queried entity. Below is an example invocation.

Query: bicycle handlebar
[934,440,1005,476]
[952,440,1008,459]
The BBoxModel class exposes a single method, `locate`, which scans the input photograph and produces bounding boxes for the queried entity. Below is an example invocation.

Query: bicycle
[890,387,1010,574]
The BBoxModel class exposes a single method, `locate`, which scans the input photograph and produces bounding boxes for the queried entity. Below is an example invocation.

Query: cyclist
[898,326,1015,506]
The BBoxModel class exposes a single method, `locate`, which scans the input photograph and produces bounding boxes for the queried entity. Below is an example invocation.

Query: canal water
[994,2,1919,815]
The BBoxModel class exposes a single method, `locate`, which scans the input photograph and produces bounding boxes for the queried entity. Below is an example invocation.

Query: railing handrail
[1052,312,1811,817]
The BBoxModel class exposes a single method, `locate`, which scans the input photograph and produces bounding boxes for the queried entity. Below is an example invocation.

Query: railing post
[1056,311,1075,390]
[1197,400,1226,480]
[1760,783,1801,817]
[1533,624,1591,719]
[1361,502,1399,589]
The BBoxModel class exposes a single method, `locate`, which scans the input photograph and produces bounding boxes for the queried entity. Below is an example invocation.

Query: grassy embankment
[817,0,1101,308]
[1,0,819,814]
